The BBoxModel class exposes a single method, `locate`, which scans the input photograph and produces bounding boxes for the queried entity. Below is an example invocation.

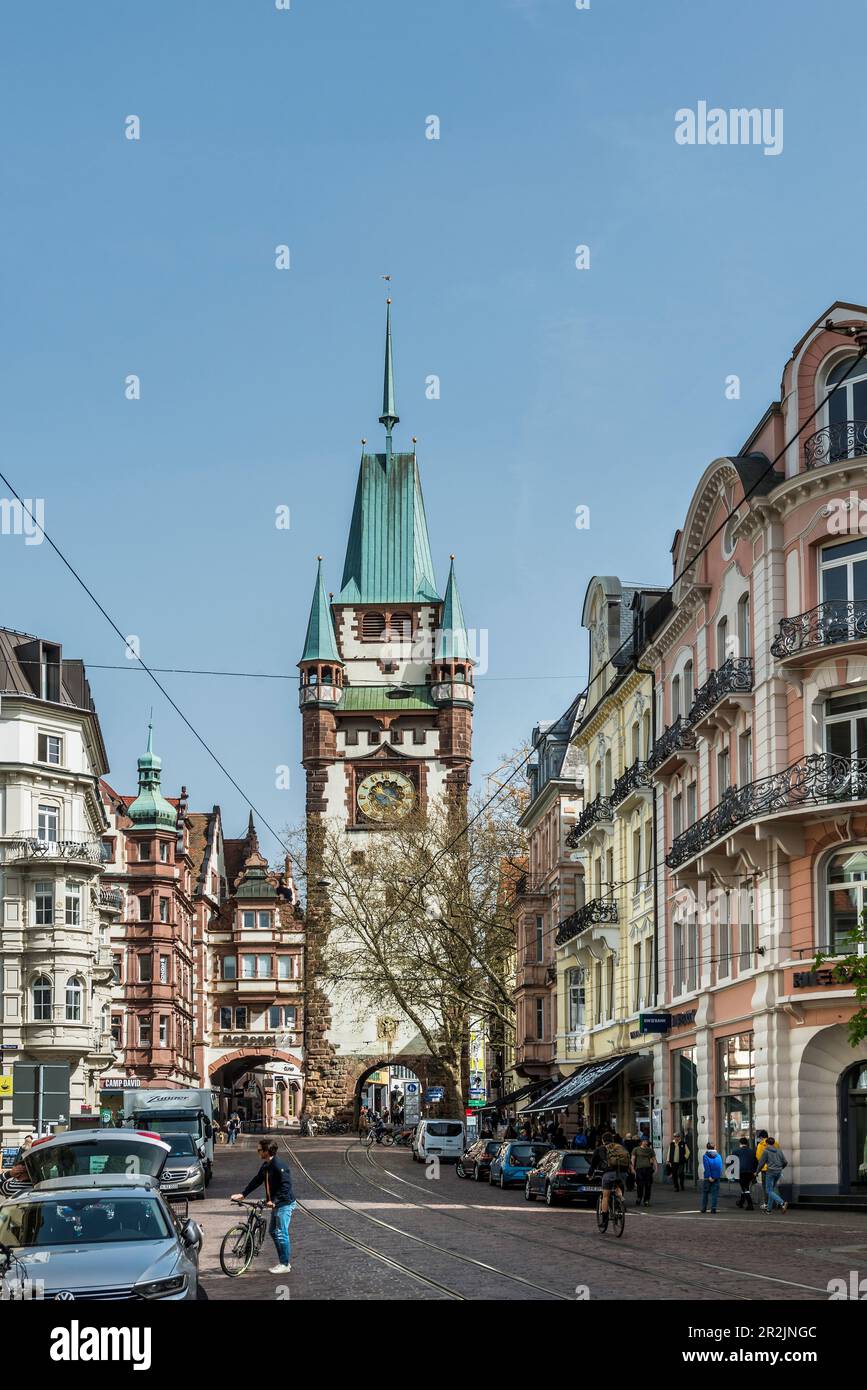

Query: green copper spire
[436,556,471,661]
[300,557,342,663]
[126,719,178,833]
[378,298,399,454]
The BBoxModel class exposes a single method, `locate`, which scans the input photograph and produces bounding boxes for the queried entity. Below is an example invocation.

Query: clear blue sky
[1,0,864,859]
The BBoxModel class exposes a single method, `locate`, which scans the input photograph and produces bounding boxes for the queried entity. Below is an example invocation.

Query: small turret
[299,557,344,709]
[431,557,475,708]
[126,720,179,832]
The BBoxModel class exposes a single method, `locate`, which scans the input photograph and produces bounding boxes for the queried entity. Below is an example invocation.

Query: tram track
[351,1142,830,1299]
[283,1141,573,1300]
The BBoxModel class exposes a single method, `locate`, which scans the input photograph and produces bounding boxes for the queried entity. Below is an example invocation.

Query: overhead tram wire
[2,342,865,932]
[0,467,292,858]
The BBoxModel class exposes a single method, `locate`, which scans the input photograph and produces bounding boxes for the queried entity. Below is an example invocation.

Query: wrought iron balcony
[99,887,124,911]
[7,833,103,865]
[688,657,753,725]
[647,716,697,772]
[771,599,867,659]
[610,759,652,807]
[555,897,618,946]
[565,794,614,847]
[666,753,867,870]
[804,419,867,469]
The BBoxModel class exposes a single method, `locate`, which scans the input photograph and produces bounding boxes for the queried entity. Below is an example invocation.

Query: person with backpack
[631,1137,658,1206]
[590,1131,631,1218]
[758,1137,789,1213]
[735,1137,757,1210]
[700,1142,723,1213]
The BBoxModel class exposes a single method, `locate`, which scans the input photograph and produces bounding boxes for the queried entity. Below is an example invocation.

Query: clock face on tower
[357,769,416,823]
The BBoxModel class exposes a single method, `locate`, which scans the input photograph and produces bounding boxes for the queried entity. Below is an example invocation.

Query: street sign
[404,1088,420,1125]
[423,1086,444,1102]
[639,1012,671,1034]
[12,1063,69,1127]
[405,1082,419,1093]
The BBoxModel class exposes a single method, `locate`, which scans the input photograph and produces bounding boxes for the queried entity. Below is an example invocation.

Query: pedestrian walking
[623,1133,637,1191]
[666,1132,689,1191]
[735,1137,757,1210]
[700,1142,723,1213]
[521,1119,533,1139]
[758,1138,789,1214]
[504,1117,517,1139]
[231,1139,297,1275]
[572,1127,588,1150]
[631,1137,658,1207]
[553,1121,567,1149]
[358,1105,369,1138]
[227,1111,241,1146]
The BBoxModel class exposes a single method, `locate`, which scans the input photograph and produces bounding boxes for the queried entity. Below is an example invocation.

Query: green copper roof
[339,684,437,712]
[436,557,470,661]
[126,721,178,833]
[339,452,441,604]
[379,299,399,439]
[300,558,342,664]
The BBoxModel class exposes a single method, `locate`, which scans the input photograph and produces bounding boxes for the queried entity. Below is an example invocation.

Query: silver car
[0,1174,203,1300]
[156,1132,207,1200]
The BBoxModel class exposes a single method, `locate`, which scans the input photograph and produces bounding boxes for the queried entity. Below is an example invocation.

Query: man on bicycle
[590,1131,631,1218]
[231,1140,296,1275]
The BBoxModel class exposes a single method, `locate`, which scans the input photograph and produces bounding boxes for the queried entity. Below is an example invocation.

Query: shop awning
[522,1055,634,1113]
[478,1079,556,1113]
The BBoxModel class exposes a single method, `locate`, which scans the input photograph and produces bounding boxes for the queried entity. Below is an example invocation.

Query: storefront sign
[639,1012,671,1034]
[0,1076,13,1098]
[793,968,851,988]
[671,1010,697,1027]
[220,1033,278,1048]
[101,1078,139,1090]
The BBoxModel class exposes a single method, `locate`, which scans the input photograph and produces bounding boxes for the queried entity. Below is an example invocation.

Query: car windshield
[0,1197,172,1247]
[139,1118,199,1137]
[162,1135,196,1157]
[24,1138,166,1183]
[557,1154,592,1172]
[427,1123,463,1138]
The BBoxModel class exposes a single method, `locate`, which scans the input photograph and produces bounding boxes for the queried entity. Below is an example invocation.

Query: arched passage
[209,1049,304,1132]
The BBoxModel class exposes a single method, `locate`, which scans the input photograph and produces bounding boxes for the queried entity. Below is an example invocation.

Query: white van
[412,1119,465,1163]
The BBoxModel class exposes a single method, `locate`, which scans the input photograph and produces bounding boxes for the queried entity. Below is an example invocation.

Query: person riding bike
[590,1131,632,1217]
[370,1113,387,1143]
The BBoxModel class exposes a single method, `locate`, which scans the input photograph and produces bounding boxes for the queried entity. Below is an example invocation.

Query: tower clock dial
[357,769,416,822]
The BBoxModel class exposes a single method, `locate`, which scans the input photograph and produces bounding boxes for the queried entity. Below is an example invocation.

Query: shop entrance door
[842,1062,867,1193]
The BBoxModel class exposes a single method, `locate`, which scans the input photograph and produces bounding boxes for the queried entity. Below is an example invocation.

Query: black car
[524,1149,602,1206]
[456,1138,503,1182]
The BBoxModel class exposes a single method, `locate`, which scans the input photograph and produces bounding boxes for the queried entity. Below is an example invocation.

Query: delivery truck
[122,1086,217,1183]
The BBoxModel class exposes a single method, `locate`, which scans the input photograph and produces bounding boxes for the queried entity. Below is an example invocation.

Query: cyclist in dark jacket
[231,1140,296,1274]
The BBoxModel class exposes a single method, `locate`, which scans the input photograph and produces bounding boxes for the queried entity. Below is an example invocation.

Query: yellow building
[544,577,669,1140]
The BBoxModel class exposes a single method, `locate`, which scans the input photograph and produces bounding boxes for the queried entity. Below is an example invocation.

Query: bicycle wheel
[381,1133,394,1147]
[611,1193,626,1238]
[219,1223,255,1277]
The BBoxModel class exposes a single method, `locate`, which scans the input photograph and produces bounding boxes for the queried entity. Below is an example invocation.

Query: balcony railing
[610,759,652,807]
[7,834,103,865]
[804,419,867,469]
[647,716,696,771]
[99,888,124,911]
[771,599,867,659]
[688,657,754,724]
[666,753,867,870]
[555,897,618,947]
[565,794,614,847]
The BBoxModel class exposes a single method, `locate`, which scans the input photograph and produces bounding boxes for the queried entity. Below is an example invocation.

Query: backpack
[605,1141,631,1172]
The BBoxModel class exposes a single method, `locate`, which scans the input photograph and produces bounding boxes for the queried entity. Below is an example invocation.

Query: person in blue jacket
[700,1142,724,1213]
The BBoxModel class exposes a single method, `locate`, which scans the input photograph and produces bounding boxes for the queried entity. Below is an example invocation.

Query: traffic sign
[423,1086,444,1102]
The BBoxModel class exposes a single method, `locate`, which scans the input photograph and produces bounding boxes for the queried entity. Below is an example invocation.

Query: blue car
[489,1141,553,1189]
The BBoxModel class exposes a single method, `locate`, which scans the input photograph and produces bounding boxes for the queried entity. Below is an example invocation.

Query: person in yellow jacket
[755,1130,775,1209]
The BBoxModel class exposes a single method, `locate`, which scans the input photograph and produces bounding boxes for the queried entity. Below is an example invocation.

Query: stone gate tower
[299,302,474,1116]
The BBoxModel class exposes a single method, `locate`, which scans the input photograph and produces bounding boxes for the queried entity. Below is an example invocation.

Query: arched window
[672,674,681,720]
[362,612,385,640]
[826,356,867,459]
[683,660,694,709]
[737,594,751,659]
[631,721,640,763]
[65,976,83,1022]
[642,710,652,759]
[387,612,411,639]
[825,848,867,955]
[33,975,53,1021]
[716,617,729,668]
[604,750,612,795]
[321,666,332,683]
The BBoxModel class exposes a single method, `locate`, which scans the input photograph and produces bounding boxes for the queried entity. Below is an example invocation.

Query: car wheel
[499,1173,507,1190]
[456,1161,466,1179]
[472,1164,481,1181]
[545,1183,557,1207]
[524,1179,535,1201]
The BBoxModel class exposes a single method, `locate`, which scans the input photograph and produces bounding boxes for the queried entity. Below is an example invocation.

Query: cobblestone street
[194,1136,867,1301]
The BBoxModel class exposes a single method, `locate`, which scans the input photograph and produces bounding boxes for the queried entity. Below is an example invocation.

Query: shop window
[671,1046,699,1179]
[717,1033,755,1157]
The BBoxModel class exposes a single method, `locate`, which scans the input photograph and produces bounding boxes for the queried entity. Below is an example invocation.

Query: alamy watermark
[0,497,44,545]
[675,102,783,157]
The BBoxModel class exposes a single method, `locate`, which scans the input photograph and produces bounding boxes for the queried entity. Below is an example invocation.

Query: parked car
[488,1141,553,1189]
[0,1175,204,1300]
[412,1119,465,1164]
[524,1148,602,1206]
[157,1132,207,1200]
[456,1138,503,1181]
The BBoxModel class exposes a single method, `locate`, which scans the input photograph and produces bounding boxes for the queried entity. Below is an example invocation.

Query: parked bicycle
[596,1185,626,1238]
[323,1119,349,1135]
[219,1199,269,1277]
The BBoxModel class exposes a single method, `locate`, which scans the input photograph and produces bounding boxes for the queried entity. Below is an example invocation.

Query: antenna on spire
[379,296,399,458]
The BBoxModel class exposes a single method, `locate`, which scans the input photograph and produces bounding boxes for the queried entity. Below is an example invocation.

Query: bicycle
[0,1242,30,1299]
[596,1182,626,1238]
[365,1127,394,1148]
[219,1199,269,1277]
